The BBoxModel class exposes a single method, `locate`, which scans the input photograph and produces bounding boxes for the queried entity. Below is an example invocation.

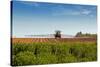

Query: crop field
[12,38,97,66]
[12,38,96,43]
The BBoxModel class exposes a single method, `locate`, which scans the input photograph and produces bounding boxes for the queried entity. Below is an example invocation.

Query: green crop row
[12,42,97,66]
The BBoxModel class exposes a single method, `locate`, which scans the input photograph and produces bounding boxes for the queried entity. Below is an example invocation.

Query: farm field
[12,37,97,66]
[12,38,96,43]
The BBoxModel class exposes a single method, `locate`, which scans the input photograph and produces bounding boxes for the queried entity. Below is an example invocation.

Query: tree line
[75,31,97,38]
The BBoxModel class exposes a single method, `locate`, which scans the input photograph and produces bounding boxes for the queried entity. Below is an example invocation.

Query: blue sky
[12,1,97,37]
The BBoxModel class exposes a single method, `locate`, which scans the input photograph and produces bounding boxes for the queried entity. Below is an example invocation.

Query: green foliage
[12,51,36,66]
[35,43,52,55]
[12,42,97,66]
[37,54,57,64]
[64,54,77,63]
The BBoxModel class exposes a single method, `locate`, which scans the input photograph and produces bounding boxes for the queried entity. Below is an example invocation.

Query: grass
[12,41,97,66]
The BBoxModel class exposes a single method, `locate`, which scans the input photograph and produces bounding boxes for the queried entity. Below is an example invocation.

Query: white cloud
[50,4,95,17]
[21,2,40,7]
[51,7,92,16]
[33,2,40,7]
[51,9,80,16]
[81,9,91,15]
